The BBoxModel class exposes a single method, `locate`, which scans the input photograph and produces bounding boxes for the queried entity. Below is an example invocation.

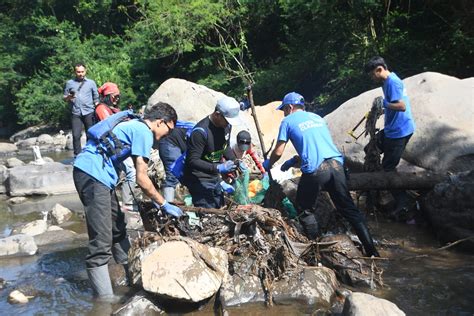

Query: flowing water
[0,150,473,314]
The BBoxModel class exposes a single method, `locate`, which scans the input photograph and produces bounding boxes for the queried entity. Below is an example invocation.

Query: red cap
[98,82,120,96]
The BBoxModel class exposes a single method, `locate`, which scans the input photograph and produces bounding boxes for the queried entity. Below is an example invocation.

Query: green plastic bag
[233,168,251,205]
[249,174,270,204]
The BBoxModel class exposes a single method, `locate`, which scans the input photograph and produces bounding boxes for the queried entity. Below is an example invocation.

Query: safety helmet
[98,82,120,97]
[277,92,305,110]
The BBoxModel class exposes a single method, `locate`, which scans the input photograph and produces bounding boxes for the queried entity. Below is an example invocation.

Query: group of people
[64,56,415,300]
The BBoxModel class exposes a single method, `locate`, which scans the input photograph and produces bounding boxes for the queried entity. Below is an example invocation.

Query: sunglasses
[163,120,174,135]
[238,140,251,145]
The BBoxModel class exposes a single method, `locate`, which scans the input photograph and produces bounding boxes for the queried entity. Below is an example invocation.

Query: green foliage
[0,0,472,131]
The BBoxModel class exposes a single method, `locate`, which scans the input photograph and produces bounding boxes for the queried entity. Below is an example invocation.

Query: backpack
[170,126,207,181]
[86,110,141,166]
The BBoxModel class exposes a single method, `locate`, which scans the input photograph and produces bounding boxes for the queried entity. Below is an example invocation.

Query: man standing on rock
[365,56,415,216]
[263,92,379,257]
[63,63,99,157]
[73,102,183,300]
[183,96,245,208]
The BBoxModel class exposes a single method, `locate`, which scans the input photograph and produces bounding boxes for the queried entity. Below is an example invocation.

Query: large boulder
[141,238,228,302]
[421,170,474,251]
[49,203,73,225]
[7,193,83,215]
[13,219,48,236]
[0,142,18,154]
[113,291,164,316]
[0,234,37,257]
[342,292,405,316]
[6,157,25,168]
[9,125,57,143]
[147,78,225,122]
[7,162,75,196]
[0,165,8,193]
[220,257,339,308]
[326,72,474,172]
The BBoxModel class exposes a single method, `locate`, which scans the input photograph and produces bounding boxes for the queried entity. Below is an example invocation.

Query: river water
[0,152,473,315]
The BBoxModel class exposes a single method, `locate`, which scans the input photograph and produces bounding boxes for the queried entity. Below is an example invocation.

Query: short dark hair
[364,56,388,73]
[74,62,86,69]
[144,102,177,124]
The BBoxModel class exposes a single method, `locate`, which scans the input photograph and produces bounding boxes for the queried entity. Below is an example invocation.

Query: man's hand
[280,156,299,171]
[220,181,235,194]
[262,159,271,172]
[153,200,184,218]
[217,160,237,174]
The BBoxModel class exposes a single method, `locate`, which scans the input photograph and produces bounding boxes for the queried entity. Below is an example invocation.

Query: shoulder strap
[77,79,86,92]
[190,126,207,139]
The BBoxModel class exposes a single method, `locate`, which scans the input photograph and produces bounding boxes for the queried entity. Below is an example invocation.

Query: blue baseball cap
[216,96,245,125]
[277,92,305,110]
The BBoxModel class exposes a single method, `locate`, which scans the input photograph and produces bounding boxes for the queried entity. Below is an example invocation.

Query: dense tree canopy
[0,0,472,131]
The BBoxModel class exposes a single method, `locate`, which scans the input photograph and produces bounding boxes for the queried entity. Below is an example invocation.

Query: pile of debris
[125,201,383,311]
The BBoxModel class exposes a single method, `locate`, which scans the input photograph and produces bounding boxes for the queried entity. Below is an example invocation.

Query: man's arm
[133,155,166,205]
[91,81,99,106]
[385,99,406,111]
[63,81,74,102]
[268,140,287,169]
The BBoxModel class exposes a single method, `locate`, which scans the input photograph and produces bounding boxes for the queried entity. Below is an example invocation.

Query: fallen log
[347,171,447,190]
[278,171,446,192]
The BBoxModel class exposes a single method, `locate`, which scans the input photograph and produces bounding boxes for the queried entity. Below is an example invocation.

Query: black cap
[237,130,251,143]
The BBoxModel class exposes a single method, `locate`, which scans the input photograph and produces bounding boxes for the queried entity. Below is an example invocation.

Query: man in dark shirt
[63,63,99,156]
[183,96,245,208]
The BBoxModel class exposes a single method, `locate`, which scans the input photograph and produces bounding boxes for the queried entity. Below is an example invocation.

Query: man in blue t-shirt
[263,92,379,257]
[364,56,415,171]
[73,102,183,300]
[365,56,416,217]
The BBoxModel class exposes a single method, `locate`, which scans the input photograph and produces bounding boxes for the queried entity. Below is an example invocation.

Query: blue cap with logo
[216,96,245,125]
[277,92,305,110]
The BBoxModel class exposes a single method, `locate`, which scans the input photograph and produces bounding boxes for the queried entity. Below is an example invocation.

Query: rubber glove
[220,181,235,194]
[217,160,237,174]
[262,159,271,172]
[280,156,298,171]
[153,200,184,218]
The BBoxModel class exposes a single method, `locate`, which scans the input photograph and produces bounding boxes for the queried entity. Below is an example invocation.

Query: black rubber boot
[300,210,319,240]
[352,222,380,257]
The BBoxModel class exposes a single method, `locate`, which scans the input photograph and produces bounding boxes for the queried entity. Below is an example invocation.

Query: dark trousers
[296,159,366,226]
[73,167,127,268]
[380,132,412,171]
[72,113,95,156]
[158,139,183,188]
[187,178,223,209]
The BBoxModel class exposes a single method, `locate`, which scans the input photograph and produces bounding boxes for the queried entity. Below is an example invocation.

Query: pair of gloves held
[263,156,299,172]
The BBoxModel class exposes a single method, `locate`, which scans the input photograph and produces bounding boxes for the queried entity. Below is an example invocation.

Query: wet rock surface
[342,292,405,316]
[7,162,75,196]
[0,234,37,257]
[422,170,474,251]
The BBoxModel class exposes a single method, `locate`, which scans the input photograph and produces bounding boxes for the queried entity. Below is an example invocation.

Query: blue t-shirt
[382,72,415,138]
[74,119,153,189]
[277,111,343,174]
